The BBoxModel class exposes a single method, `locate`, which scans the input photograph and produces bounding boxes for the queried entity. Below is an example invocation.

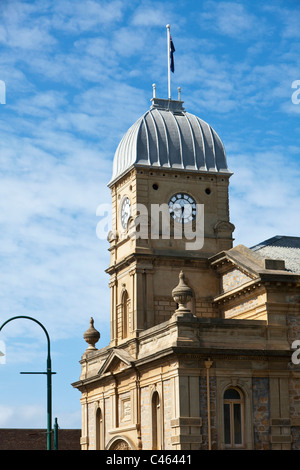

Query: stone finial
[83,317,100,351]
[152,83,156,98]
[172,271,193,314]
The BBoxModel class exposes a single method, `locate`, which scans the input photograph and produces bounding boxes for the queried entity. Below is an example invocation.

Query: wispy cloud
[131,0,176,27]
[51,0,125,32]
[0,0,299,429]
[199,1,267,40]
[0,403,46,428]
[0,1,56,50]
[229,145,300,246]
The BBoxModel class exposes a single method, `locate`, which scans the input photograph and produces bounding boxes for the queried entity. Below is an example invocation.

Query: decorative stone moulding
[172,271,193,315]
[83,317,100,350]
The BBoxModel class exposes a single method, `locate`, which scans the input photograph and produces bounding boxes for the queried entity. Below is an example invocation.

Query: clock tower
[106,91,235,346]
[73,81,300,453]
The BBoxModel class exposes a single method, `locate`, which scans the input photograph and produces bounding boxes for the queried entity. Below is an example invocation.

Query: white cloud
[229,147,300,247]
[113,28,148,57]
[131,1,175,27]
[263,4,300,39]
[200,1,264,39]
[0,404,45,428]
[0,0,56,50]
[0,405,14,426]
[11,90,67,117]
[49,0,124,33]
[0,110,113,344]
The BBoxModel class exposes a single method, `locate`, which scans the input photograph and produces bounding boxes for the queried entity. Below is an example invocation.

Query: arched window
[121,290,129,339]
[96,407,103,450]
[152,391,161,450]
[223,388,244,448]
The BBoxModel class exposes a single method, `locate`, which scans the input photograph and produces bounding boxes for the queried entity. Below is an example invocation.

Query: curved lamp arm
[0,315,53,450]
[0,316,51,356]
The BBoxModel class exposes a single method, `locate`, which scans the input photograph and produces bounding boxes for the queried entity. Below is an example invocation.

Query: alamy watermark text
[96,203,204,250]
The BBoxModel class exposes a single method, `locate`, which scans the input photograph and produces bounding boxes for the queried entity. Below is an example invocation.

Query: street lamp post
[0,316,56,450]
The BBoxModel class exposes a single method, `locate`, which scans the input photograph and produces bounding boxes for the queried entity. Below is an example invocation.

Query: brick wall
[252,377,270,450]
[199,375,217,450]
[0,428,81,450]
[221,268,252,293]
[154,298,177,324]
[104,396,111,446]
[289,377,300,449]
[140,379,173,450]
[163,379,172,449]
[287,304,300,449]
[224,293,265,320]
[140,385,151,449]
[154,297,215,323]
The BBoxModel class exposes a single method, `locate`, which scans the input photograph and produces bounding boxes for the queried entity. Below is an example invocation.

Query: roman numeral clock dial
[120,196,131,229]
[168,193,197,224]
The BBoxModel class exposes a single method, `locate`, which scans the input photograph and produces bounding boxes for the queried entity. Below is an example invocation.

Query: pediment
[209,245,263,295]
[220,267,254,293]
[98,348,134,376]
[210,245,264,276]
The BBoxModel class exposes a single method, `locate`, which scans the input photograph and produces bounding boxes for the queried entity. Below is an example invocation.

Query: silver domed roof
[109,97,231,186]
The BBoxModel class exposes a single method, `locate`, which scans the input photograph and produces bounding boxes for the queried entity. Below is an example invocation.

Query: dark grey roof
[251,236,300,273]
[109,97,231,185]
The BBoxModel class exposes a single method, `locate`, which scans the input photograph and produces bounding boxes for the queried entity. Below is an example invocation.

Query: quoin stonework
[72,91,300,450]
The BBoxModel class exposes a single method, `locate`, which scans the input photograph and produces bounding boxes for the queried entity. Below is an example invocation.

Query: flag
[170,35,175,73]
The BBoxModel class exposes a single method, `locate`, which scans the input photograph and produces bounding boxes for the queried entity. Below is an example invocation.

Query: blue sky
[0,0,299,430]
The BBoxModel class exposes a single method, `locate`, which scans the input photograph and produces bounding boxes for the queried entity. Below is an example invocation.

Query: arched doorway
[107,436,133,450]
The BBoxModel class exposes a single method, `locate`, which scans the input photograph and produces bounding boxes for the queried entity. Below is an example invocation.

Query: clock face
[120,196,131,229]
[168,193,197,224]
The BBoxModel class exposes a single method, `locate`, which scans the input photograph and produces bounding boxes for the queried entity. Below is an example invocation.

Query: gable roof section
[251,235,300,274]
[210,243,299,297]
[209,244,264,277]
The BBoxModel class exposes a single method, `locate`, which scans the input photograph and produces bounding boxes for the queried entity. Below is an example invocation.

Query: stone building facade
[72,93,300,450]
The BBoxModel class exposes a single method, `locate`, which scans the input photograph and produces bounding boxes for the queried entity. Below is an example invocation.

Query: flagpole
[166,24,171,100]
